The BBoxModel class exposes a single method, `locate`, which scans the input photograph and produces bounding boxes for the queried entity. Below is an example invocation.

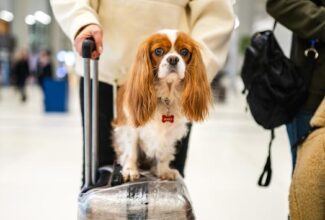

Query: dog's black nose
[167,56,179,66]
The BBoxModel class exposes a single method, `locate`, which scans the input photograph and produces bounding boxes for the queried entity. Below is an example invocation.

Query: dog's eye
[154,48,164,56]
[180,48,189,57]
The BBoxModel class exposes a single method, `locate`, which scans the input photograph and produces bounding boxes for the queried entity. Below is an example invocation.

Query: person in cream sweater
[50,0,235,184]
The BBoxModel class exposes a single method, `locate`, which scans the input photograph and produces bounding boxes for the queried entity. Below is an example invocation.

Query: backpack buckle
[305,48,319,59]
[305,39,319,59]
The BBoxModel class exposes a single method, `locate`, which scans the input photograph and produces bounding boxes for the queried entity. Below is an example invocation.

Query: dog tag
[162,115,174,123]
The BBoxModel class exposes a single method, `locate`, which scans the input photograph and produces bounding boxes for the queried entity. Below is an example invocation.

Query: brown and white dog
[112,29,211,181]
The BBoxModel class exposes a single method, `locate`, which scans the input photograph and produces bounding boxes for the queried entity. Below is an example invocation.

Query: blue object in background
[44,79,68,112]
[0,61,10,85]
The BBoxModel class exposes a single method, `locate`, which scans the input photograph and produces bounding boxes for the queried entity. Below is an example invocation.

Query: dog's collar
[158,97,171,106]
[158,97,174,123]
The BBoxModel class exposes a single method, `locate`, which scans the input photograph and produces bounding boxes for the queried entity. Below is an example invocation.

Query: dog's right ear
[181,43,212,122]
[125,41,157,127]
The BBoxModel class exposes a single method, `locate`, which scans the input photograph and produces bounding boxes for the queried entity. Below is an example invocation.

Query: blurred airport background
[0,0,293,219]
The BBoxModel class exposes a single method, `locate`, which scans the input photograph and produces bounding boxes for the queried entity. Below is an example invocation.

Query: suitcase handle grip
[82,37,99,190]
[82,38,96,59]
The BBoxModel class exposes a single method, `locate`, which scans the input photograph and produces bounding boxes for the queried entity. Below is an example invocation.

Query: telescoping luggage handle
[82,38,99,190]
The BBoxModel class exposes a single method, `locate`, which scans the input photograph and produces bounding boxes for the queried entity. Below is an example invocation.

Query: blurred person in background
[267,0,325,170]
[12,49,30,102]
[0,19,16,86]
[50,0,235,185]
[36,49,53,91]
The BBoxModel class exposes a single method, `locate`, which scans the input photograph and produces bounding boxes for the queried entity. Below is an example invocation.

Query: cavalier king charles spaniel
[113,29,212,181]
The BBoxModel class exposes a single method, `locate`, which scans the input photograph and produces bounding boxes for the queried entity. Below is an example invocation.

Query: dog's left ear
[181,44,212,121]
[125,40,157,127]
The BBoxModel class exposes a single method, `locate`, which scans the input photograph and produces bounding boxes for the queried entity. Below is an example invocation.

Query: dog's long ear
[126,41,157,127]
[181,44,212,121]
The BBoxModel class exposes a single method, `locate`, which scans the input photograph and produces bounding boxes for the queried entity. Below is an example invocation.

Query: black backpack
[241,26,317,187]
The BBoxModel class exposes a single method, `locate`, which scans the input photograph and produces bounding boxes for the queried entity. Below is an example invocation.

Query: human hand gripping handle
[75,24,103,59]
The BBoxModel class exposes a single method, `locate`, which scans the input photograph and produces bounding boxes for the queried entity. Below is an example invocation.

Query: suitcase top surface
[78,166,195,220]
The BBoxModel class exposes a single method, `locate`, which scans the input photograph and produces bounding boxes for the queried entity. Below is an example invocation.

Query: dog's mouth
[165,72,180,83]
[168,66,177,73]
[164,73,181,92]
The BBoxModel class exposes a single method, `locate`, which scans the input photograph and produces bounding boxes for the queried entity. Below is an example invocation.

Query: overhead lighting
[25,15,36,25]
[56,51,66,63]
[34,10,51,25]
[0,10,14,22]
[56,50,76,66]
[64,51,76,66]
[234,16,240,29]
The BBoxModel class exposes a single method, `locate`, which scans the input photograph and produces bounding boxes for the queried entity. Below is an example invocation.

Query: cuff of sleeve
[69,13,101,42]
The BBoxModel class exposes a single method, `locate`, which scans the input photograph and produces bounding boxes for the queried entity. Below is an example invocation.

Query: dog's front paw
[121,167,140,182]
[157,168,179,180]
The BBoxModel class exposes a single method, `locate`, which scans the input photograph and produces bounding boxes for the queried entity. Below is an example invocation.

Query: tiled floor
[0,81,291,220]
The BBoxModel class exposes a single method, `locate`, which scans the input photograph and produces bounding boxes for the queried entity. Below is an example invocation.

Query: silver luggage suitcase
[78,39,195,220]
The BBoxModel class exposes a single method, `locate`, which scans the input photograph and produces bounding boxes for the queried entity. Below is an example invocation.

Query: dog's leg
[119,128,140,182]
[156,161,179,180]
[153,142,179,180]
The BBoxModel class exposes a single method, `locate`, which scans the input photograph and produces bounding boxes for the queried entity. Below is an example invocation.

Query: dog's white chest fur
[138,110,188,159]
[114,103,188,166]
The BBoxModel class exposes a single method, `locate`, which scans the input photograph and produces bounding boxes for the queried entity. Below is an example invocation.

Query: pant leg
[17,84,27,102]
[80,78,116,185]
[286,110,314,170]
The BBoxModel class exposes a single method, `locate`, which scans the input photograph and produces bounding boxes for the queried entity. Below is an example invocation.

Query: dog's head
[126,30,212,127]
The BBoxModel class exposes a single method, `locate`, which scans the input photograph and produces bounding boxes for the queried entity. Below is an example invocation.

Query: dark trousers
[16,82,27,102]
[286,110,314,170]
[79,78,191,184]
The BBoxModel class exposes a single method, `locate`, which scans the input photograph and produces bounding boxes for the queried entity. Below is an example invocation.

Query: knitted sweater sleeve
[188,0,235,81]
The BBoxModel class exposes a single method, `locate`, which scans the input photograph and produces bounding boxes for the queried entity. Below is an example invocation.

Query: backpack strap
[258,129,275,187]
[272,21,277,31]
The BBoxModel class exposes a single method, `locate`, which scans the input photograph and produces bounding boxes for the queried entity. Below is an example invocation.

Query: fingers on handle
[74,26,103,59]
[92,29,103,59]
[92,30,103,54]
